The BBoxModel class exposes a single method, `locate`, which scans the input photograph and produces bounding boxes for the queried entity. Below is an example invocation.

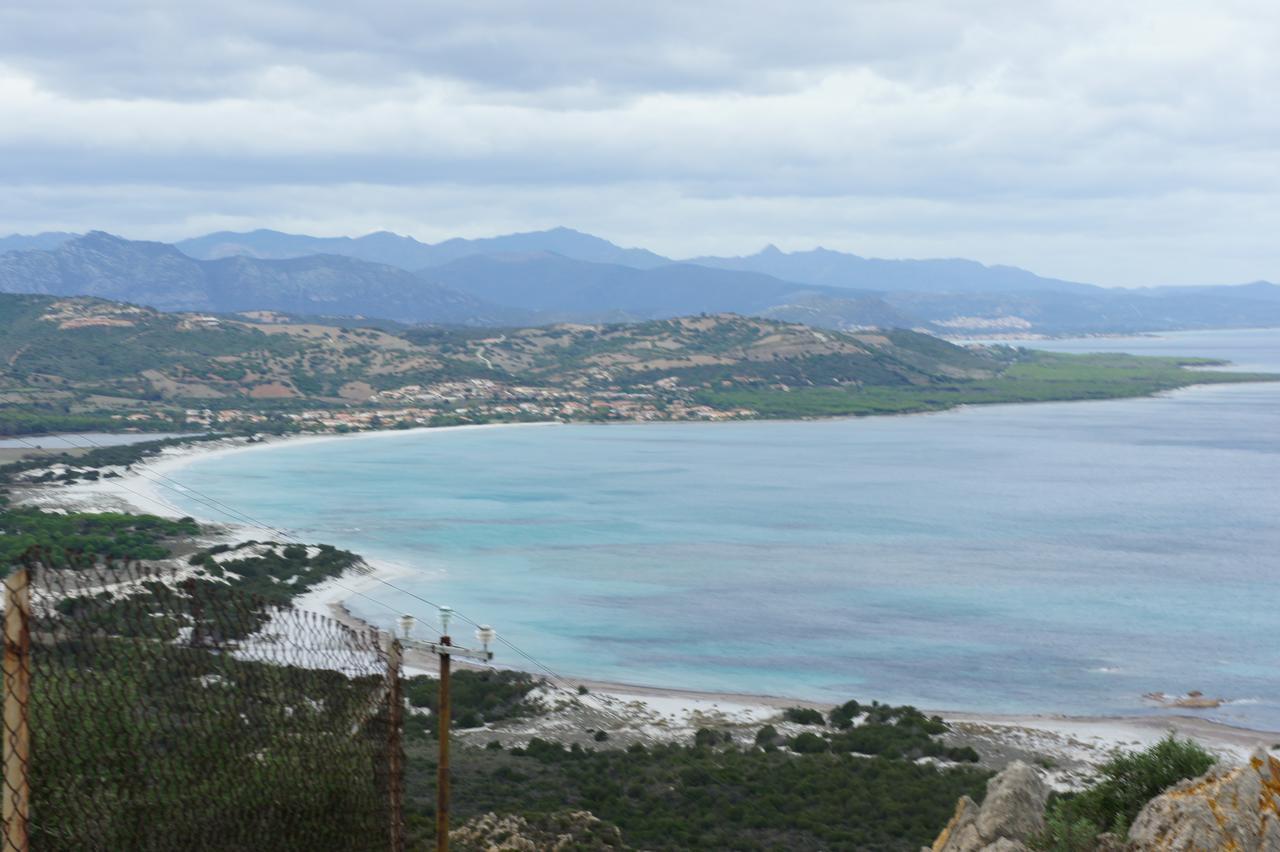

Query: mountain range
[174,226,671,270]
[0,232,514,325]
[2,227,1278,335]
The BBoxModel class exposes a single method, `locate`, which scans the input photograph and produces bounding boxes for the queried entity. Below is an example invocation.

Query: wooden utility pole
[397,613,494,852]
[387,639,404,852]
[435,637,451,852]
[3,567,31,852]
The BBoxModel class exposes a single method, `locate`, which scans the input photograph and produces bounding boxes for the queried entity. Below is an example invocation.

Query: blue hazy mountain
[686,244,1096,295]
[2,229,1277,334]
[0,232,78,255]
[0,232,519,324]
[176,226,669,270]
[419,251,911,325]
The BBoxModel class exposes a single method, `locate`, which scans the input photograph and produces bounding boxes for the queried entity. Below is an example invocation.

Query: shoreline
[312,589,1278,782]
[944,325,1280,343]
[12,410,1280,765]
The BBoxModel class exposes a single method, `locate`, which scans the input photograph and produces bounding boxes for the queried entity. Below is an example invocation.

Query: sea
[167,328,1280,730]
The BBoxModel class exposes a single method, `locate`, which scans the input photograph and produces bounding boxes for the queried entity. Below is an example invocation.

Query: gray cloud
[0,0,1277,285]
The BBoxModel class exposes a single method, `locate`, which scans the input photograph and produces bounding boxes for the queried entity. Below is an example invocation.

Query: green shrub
[1035,811,1105,852]
[403,670,543,734]
[790,732,829,754]
[694,728,730,748]
[945,745,981,764]
[829,699,862,729]
[783,706,826,726]
[1033,736,1215,849]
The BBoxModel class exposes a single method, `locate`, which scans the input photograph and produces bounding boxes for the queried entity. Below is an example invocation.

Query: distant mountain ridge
[175,227,1099,296]
[1,228,1277,335]
[0,232,906,328]
[175,226,669,269]
[0,232,77,255]
[0,231,517,325]
[419,251,905,324]
[687,244,1096,295]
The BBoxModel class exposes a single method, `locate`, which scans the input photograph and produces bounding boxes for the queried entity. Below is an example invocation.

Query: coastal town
[172,377,758,433]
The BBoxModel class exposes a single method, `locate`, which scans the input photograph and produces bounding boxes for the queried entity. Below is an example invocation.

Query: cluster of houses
[168,377,755,432]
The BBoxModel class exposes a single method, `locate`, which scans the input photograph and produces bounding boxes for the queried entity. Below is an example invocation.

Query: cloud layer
[1,0,1277,284]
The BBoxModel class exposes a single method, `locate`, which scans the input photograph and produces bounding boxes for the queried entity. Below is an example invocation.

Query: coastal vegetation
[396,696,990,849]
[0,433,229,486]
[186,540,364,608]
[766,701,981,762]
[405,733,990,850]
[696,351,1278,418]
[404,670,544,732]
[1031,736,1216,850]
[0,501,198,566]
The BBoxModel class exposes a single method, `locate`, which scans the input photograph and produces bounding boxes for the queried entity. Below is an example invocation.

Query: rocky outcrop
[1126,748,1280,851]
[451,810,627,851]
[930,761,1049,852]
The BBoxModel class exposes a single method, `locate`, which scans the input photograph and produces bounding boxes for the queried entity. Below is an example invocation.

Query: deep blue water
[170,329,1280,729]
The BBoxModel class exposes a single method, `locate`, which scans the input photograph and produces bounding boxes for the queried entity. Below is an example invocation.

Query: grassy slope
[695,352,1279,418]
[0,294,1275,428]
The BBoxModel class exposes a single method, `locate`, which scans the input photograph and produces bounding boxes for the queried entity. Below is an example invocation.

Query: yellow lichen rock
[1127,748,1280,851]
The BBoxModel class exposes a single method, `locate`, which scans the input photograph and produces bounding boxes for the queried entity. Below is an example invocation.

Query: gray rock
[981,840,1029,851]
[451,810,627,851]
[976,761,1049,842]
[1127,747,1280,851]
[931,761,1048,852]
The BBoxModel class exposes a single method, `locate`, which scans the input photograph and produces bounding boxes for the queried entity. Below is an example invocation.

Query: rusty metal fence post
[388,638,405,852]
[2,567,31,852]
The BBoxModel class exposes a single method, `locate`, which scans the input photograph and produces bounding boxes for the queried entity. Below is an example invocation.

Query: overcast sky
[1,1,1276,285]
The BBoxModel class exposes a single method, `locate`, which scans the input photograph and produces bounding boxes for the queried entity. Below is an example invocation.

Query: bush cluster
[409,734,991,850]
[405,670,543,732]
[1032,736,1216,850]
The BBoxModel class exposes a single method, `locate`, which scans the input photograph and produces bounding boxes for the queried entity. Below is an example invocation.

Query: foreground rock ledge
[1127,748,1280,851]
[928,749,1280,852]
[929,760,1048,852]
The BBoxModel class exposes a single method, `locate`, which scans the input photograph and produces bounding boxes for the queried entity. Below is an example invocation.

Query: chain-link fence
[1,549,405,851]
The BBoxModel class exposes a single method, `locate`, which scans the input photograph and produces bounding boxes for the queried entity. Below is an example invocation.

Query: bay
[169,328,1280,729]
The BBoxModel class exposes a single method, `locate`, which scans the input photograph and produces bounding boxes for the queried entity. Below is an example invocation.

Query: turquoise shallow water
[170,329,1280,729]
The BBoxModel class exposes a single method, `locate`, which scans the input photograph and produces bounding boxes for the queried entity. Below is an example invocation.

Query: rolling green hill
[0,293,1273,435]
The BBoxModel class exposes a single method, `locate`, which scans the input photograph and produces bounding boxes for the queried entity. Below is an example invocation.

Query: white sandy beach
[14,424,1279,782]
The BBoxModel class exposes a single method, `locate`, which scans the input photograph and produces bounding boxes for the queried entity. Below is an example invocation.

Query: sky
[0,0,1277,286]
